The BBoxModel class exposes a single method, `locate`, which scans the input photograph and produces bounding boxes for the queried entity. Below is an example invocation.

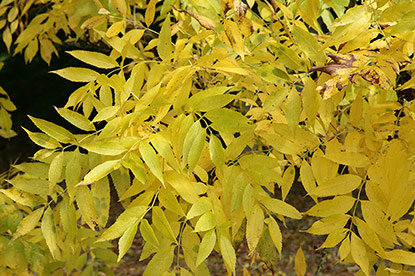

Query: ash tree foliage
[1,0,415,275]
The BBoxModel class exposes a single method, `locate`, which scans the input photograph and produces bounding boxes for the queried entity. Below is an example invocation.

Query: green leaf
[139,141,164,186]
[157,14,173,61]
[51,67,99,82]
[196,229,216,266]
[98,205,147,241]
[66,50,119,69]
[28,115,75,143]
[41,207,60,259]
[55,107,95,131]
[118,221,138,262]
[205,108,250,133]
[78,160,120,185]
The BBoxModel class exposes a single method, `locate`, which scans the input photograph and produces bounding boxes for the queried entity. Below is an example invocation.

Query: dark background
[0,45,82,172]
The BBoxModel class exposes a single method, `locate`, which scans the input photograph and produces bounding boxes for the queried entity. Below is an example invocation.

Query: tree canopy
[1,0,415,275]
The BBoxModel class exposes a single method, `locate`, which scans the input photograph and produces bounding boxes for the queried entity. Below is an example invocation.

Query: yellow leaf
[300,160,317,202]
[23,127,61,149]
[219,234,236,274]
[165,171,199,204]
[81,15,107,30]
[182,120,205,172]
[152,206,177,242]
[224,20,244,58]
[350,86,363,128]
[92,105,120,122]
[205,108,250,133]
[143,244,174,276]
[55,107,95,131]
[361,200,397,244]
[246,204,264,253]
[209,135,225,172]
[111,0,128,17]
[28,115,75,143]
[48,152,64,184]
[353,218,384,254]
[319,228,348,249]
[60,196,77,242]
[175,8,215,30]
[81,141,126,156]
[145,0,157,27]
[98,205,147,241]
[312,174,362,197]
[339,235,351,260]
[285,88,301,134]
[140,219,159,247]
[139,141,164,186]
[271,44,306,71]
[351,233,370,276]
[302,77,319,127]
[158,15,173,61]
[196,229,216,266]
[261,197,302,219]
[306,196,355,217]
[306,214,350,235]
[187,197,212,219]
[41,207,60,259]
[295,247,306,276]
[66,50,118,69]
[76,186,99,230]
[159,189,185,216]
[2,26,11,52]
[383,249,415,266]
[118,221,138,262]
[106,20,124,38]
[51,67,99,82]
[78,160,120,185]
[194,211,216,232]
[292,25,325,66]
[266,217,282,255]
[14,207,44,239]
